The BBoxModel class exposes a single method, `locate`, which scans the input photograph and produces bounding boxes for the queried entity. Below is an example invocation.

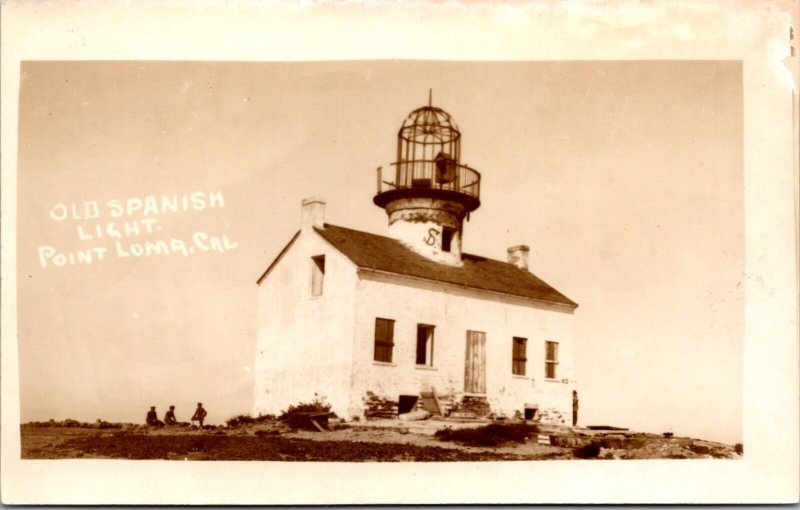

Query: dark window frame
[310,255,325,297]
[442,227,455,253]
[373,318,395,363]
[545,340,559,379]
[512,337,527,376]
[416,324,435,366]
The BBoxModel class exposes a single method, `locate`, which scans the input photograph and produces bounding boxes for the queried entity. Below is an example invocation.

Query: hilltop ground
[20,417,741,461]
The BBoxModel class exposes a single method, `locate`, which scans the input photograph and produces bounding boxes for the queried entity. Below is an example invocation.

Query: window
[442,227,455,253]
[416,324,435,366]
[545,341,559,379]
[311,255,325,296]
[512,337,527,376]
[373,318,395,363]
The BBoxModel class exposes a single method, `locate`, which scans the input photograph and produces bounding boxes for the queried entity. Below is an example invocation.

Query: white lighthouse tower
[373,97,481,265]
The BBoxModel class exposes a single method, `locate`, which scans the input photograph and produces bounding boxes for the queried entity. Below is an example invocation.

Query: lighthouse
[254,96,577,424]
[373,98,481,265]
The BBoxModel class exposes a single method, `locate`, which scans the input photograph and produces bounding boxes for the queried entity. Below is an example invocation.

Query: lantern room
[373,98,482,265]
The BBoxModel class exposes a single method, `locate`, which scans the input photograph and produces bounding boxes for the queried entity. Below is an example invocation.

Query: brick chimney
[507,245,530,270]
[301,197,326,230]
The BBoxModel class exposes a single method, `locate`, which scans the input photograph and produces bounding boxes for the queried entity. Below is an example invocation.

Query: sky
[16,60,743,444]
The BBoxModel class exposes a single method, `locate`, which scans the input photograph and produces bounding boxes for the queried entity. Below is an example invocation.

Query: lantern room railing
[376,159,481,200]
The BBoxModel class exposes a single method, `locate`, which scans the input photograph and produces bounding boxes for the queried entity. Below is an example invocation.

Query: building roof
[314,223,578,309]
[256,230,300,285]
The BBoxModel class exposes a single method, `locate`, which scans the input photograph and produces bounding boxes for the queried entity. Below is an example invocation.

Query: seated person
[146,406,165,427]
[164,405,177,426]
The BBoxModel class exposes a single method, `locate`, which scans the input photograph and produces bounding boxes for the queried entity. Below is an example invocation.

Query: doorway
[464,330,486,394]
[398,395,419,414]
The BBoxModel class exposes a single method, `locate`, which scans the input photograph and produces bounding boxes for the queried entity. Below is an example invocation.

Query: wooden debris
[419,391,442,416]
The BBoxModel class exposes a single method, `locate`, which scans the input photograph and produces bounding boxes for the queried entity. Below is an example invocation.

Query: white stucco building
[253,102,578,424]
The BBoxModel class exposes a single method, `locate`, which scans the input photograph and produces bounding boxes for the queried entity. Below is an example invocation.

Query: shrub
[734,443,743,455]
[225,413,277,428]
[574,442,601,459]
[434,423,539,447]
[22,418,125,429]
[225,414,256,428]
[279,394,332,419]
[279,395,334,430]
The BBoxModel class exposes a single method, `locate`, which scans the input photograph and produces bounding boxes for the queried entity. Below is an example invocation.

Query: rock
[601,435,627,449]
[449,412,477,419]
[688,443,710,455]
[399,410,430,421]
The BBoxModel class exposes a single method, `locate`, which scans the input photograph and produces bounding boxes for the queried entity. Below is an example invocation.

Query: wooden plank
[419,391,441,415]
[465,331,486,394]
[309,418,325,432]
[477,333,486,394]
[465,332,476,392]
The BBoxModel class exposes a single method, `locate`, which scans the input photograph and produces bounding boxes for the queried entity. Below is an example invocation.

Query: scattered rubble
[434,423,540,447]
[20,416,742,461]
[399,410,430,422]
[447,396,491,418]
[363,392,399,419]
[22,419,123,430]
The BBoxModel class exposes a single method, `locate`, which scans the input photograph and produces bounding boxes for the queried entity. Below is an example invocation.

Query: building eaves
[313,223,578,308]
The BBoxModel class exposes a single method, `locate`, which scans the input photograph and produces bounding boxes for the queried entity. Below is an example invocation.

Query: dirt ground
[20,419,740,461]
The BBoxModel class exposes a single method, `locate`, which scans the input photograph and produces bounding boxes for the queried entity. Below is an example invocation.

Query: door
[464,330,486,394]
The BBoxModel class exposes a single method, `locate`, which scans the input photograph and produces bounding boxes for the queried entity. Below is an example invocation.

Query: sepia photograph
[15,59,745,462]
[1,0,797,505]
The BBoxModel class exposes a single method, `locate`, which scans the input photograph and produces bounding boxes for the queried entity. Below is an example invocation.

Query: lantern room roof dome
[374,98,480,212]
[399,105,461,145]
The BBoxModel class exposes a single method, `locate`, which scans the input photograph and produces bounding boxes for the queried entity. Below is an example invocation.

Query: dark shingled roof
[315,223,577,308]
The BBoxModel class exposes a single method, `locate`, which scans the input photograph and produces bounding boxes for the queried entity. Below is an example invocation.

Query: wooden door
[464,331,486,394]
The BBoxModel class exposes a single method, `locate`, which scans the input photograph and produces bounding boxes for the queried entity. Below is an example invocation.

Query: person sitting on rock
[191,402,207,428]
[164,405,177,426]
[146,406,164,427]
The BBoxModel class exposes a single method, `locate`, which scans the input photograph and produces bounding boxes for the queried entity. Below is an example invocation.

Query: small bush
[574,442,601,459]
[226,413,276,428]
[435,423,539,447]
[255,413,276,423]
[279,394,332,419]
[279,394,334,430]
[22,418,123,429]
[734,443,743,455]
[226,414,256,428]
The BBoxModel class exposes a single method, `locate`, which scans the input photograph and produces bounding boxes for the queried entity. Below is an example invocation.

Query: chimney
[301,197,326,230]
[507,245,530,271]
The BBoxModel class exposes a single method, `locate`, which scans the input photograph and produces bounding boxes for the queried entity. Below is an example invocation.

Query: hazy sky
[17,60,743,443]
